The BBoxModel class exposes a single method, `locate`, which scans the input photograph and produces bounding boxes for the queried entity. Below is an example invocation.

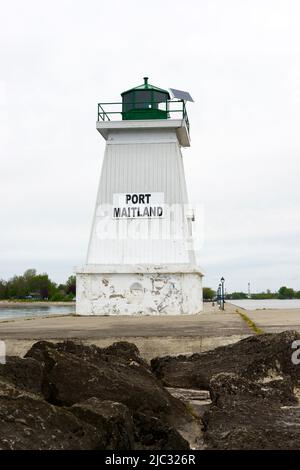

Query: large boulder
[69,398,135,450]
[0,380,101,450]
[0,356,44,395]
[69,398,189,450]
[132,412,189,450]
[51,340,149,369]
[151,331,300,390]
[203,372,300,450]
[25,340,195,431]
[151,331,300,450]
[0,376,189,450]
[0,339,194,450]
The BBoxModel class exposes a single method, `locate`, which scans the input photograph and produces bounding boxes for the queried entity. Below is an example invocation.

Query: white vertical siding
[86,128,195,265]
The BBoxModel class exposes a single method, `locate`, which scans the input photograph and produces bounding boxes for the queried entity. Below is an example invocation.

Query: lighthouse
[76,77,203,315]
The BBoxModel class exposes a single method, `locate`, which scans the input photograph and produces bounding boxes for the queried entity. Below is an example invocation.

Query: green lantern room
[121,77,170,120]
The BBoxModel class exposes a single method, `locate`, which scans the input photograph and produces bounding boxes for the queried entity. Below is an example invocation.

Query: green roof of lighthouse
[121,77,170,98]
[121,77,171,121]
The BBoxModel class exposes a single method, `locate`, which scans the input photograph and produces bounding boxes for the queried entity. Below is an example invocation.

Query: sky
[0,0,299,293]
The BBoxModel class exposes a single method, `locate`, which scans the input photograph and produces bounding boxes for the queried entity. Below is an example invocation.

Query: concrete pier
[1,303,300,361]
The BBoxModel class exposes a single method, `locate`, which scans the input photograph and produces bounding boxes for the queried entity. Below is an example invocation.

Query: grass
[185,402,201,421]
[235,309,264,335]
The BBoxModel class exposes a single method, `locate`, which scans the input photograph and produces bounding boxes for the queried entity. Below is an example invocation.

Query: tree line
[1,270,299,302]
[0,269,76,301]
[203,286,300,300]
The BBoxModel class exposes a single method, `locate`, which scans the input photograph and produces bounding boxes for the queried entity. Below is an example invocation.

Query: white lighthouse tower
[76,77,203,315]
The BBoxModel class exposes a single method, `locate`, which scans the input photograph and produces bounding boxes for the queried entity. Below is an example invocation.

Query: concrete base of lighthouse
[75,264,203,315]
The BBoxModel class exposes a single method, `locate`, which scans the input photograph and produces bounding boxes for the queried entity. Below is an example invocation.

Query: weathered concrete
[0,303,241,339]
[2,335,249,361]
[3,304,300,360]
[0,303,250,360]
[76,267,203,316]
[242,308,300,334]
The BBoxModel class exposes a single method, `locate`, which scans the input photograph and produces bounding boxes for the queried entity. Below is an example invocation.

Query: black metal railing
[97,99,190,132]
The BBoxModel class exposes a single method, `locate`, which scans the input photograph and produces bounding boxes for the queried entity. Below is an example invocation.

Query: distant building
[25,292,42,300]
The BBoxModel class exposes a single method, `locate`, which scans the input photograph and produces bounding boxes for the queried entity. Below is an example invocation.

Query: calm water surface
[0,304,75,320]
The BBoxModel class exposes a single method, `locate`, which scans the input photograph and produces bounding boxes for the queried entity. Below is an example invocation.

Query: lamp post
[220,277,225,310]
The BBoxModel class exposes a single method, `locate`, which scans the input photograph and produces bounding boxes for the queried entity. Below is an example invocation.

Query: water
[1,300,300,318]
[229,299,300,310]
[0,304,75,320]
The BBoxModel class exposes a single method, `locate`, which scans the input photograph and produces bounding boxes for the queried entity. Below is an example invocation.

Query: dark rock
[0,356,44,396]
[69,398,135,450]
[0,380,101,450]
[4,332,300,450]
[69,398,189,450]
[25,340,195,431]
[101,341,149,368]
[151,331,300,390]
[132,412,189,450]
[203,372,300,450]
[152,331,300,449]
[47,340,149,368]
[208,372,297,407]
[0,375,187,450]
[0,340,200,450]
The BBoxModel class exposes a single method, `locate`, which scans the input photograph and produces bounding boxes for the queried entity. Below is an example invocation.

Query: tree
[251,291,276,299]
[278,286,295,299]
[6,275,28,298]
[29,273,57,299]
[0,280,7,300]
[229,292,248,300]
[0,269,75,301]
[66,275,76,296]
[23,269,37,279]
[203,287,216,300]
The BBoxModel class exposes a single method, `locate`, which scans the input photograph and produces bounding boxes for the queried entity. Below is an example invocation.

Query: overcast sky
[0,0,299,293]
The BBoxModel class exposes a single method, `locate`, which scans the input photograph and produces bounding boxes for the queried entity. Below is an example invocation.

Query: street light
[220,277,225,310]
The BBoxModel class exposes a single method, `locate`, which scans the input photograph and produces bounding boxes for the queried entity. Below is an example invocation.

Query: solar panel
[169,88,194,102]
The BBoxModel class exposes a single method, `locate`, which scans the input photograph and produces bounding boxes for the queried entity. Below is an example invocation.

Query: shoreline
[0,300,75,308]
[1,299,299,310]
